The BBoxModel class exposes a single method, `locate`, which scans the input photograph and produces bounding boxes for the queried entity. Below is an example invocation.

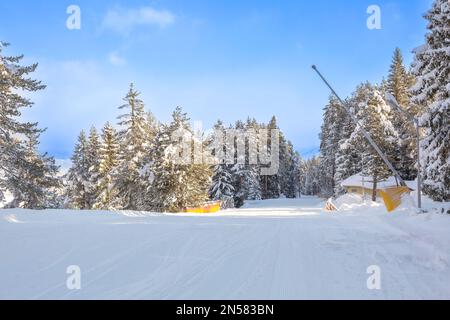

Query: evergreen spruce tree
[209,120,235,208]
[261,116,281,199]
[319,96,345,197]
[297,158,306,196]
[334,93,362,195]
[0,42,61,208]
[244,118,262,200]
[229,120,246,206]
[348,85,399,200]
[209,163,235,208]
[410,0,449,201]
[387,48,414,107]
[240,165,262,201]
[280,141,299,198]
[278,132,289,197]
[187,162,213,208]
[136,110,160,210]
[151,107,211,212]
[150,124,175,211]
[86,126,101,208]
[6,131,61,209]
[94,122,120,210]
[114,84,149,210]
[302,157,321,196]
[65,131,90,209]
[386,48,417,180]
[66,128,102,209]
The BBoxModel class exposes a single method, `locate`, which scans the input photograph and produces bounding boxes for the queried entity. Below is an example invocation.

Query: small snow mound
[333,194,380,211]
[393,194,419,215]
[3,214,23,224]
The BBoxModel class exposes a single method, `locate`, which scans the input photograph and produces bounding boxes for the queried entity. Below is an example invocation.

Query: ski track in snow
[0,197,449,300]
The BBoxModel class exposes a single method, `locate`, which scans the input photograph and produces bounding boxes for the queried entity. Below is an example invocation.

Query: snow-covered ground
[0,196,449,300]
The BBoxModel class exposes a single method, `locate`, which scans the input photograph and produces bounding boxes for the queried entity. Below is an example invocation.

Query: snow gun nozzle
[311,65,317,70]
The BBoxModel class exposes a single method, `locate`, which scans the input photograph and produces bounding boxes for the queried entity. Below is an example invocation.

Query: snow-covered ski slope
[1,197,449,300]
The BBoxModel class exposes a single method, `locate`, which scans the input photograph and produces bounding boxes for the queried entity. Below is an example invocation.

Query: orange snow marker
[185,201,221,214]
[325,198,338,212]
[379,186,411,213]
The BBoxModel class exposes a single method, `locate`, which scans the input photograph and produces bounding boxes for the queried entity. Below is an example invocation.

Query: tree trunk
[264,175,268,200]
[372,175,378,202]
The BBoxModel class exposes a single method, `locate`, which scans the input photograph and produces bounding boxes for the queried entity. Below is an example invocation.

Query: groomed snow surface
[1,196,449,300]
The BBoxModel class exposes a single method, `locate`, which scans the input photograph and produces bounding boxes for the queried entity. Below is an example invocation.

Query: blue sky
[0,0,433,159]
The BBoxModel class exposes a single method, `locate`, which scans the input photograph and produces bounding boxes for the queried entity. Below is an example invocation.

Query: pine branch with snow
[410,0,449,201]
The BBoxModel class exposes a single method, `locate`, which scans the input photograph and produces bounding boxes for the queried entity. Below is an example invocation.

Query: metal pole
[312,65,406,187]
[385,92,422,210]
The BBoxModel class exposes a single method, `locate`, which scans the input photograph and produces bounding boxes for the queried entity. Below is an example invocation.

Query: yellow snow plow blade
[379,186,411,212]
[185,201,221,214]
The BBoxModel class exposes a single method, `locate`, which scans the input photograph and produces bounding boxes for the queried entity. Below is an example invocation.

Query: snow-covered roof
[341,173,416,190]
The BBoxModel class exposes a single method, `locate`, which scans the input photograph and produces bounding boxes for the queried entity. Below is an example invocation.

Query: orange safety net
[379,186,411,212]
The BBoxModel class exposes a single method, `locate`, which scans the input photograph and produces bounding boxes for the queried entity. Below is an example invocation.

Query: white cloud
[102,6,175,34]
[108,52,126,66]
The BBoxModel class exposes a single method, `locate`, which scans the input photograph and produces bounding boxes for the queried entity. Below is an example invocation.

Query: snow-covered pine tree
[277,131,289,197]
[227,119,262,204]
[142,110,160,162]
[280,140,299,198]
[151,107,211,212]
[65,131,90,209]
[209,163,235,208]
[5,131,61,209]
[334,139,361,196]
[147,135,168,211]
[245,118,262,201]
[93,122,120,210]
[334,89,364,195]
[410,0,449,201]
[187,162,214,207]
[297,158,306,196]
[261,116,281,199]
[209,120,235,208]
[0,41,61,208]
[319,96,345,197]
[229,120,246,206]
[348,84,399,201]
[85,126,101,208]
[302,157,321,196]
[290,151,301,199]
[133,109,160,210]
[294,154,305,197]
[231,163,261,205]
[242,165,262,200]
[230,163,244,208]
[114,84,149,210]
[145,111,160,141]
[388,48,415,107]
[386,48,417,180]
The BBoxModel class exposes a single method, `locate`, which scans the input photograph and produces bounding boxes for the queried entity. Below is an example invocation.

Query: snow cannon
[185,201,222,214]
[379,186,411,212]
[312,65,415,214]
